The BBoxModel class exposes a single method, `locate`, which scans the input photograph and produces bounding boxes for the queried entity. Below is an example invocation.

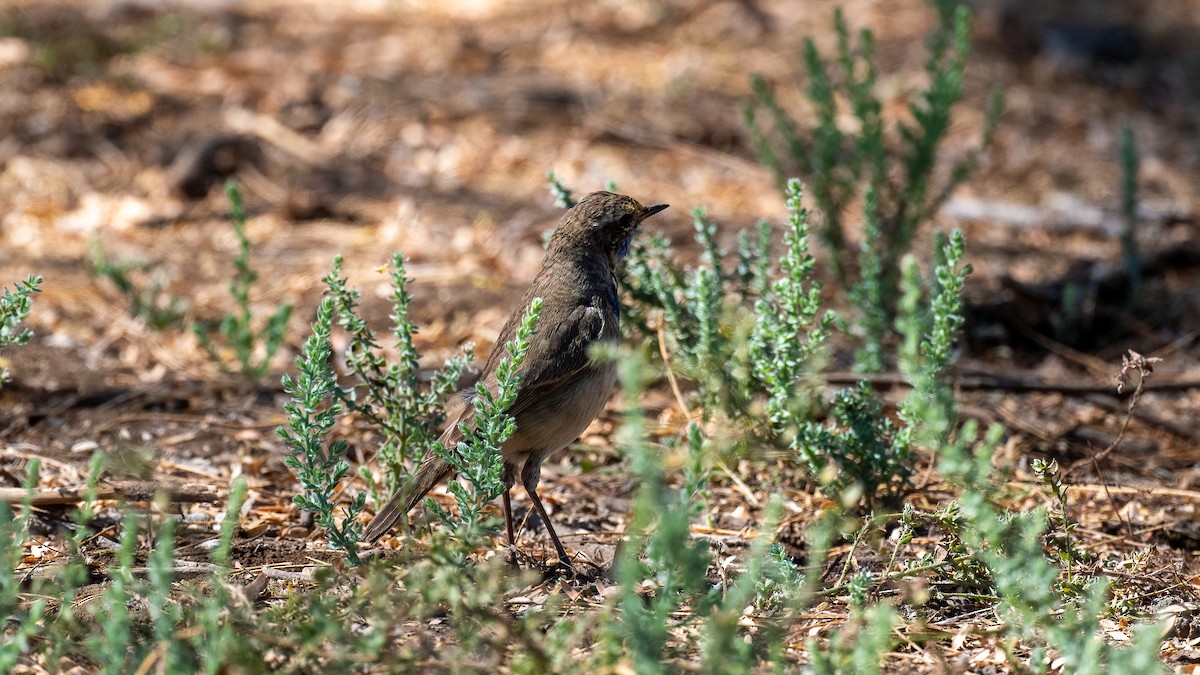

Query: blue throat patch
[604,281,620,316]
[617,232,634,259]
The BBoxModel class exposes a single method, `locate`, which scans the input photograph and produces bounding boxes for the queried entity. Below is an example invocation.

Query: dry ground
[3,0,1200,671]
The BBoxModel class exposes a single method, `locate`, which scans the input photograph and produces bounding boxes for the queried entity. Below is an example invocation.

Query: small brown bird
[362,191,668,565]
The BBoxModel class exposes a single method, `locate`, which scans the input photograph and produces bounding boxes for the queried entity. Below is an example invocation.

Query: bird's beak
[641,203,669,219]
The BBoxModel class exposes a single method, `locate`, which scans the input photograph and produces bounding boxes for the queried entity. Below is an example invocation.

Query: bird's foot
[542,555,605,582]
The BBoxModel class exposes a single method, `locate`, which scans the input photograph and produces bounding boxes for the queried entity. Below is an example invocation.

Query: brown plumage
[362,191,669,565]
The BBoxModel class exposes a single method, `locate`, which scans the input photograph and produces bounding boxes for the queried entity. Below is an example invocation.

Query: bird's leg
[521,458,572,568]
[502,488,515,546]
[502,463,518,567]
[526,485,571,567]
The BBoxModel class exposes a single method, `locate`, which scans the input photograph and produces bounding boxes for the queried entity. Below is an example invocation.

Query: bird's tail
[361,456,455,542]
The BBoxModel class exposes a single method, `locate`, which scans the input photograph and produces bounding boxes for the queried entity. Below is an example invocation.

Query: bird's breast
[502,362,617,459]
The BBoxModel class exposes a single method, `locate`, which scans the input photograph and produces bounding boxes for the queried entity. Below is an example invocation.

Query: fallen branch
[823,370,1200,395]
[0,480,221,505]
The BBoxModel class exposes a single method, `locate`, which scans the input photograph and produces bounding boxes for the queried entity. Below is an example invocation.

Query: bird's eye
[604,212,631,230]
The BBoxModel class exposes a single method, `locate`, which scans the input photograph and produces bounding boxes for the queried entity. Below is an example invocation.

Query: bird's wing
[525,300,608,384]
[501,298,611,419]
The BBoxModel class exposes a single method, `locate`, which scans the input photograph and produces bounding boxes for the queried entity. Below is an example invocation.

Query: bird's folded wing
[506,301,607,419]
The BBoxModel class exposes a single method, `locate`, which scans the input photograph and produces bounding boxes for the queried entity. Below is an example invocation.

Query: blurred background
[1,0,1199,451]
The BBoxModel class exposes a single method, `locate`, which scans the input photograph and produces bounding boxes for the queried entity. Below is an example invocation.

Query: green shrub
[743,3,1002,370]
[611,171,974,508]
[193,181,293,378]
[282,254,538,560]
[596,351,795,672]
[279,292,366,563]
[88,241,187,330]
[0,462,47,671]
[0,274,42,386]
[322,253,471,502]
[621,179,832,443]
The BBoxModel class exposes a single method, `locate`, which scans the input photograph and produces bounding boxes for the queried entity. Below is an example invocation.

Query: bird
[362,191,669,567]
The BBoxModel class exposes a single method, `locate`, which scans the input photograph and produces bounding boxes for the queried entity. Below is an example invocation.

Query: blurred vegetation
[0,1,1174,671]
[0,275,41,386]
[743,3,1003,372]
[192,182,293,379]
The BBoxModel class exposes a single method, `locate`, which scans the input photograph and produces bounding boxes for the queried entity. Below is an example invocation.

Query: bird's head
[550,191,668,265]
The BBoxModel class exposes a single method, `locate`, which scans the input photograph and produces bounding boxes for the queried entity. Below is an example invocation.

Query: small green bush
[0,274,41,386]
[193,181,293,378]
[282,253,537,560]
[280,292,366,563]
[88,241,187,330]
[612,172,973,508]
[322,253,471,502]
[743,3,1002,371]
[621,179,831,443]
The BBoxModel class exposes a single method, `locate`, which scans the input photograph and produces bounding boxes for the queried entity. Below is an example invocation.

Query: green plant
[322,253,471,502]
[897,502,991,592]
[90,511,138,673]
[426,297,541,536]
[755,543,805,611]
[621,179,832,441]
[546,170,576,208]
[611,412,716,670]
[603,352,795,672]
[191,478,248,675]
[146,495,185,671]
[698,496,790,674]
[748,180,834,433]
[895,230,972,449]
[0,274,42,386]
[0,455,108,669]
[971,486,1162,672]
[788,231,970,506]
[807,604,897,675]
[283,255,538,560]
[280,294,365,564]
[796,382,909,506]
[88,240,187,330]
[933,413,1165,672]
[743,3,1002,364]
[623,180,973,507]
[0,461,46,672]
[193,181,293,378]
[1032,458,1087,593]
